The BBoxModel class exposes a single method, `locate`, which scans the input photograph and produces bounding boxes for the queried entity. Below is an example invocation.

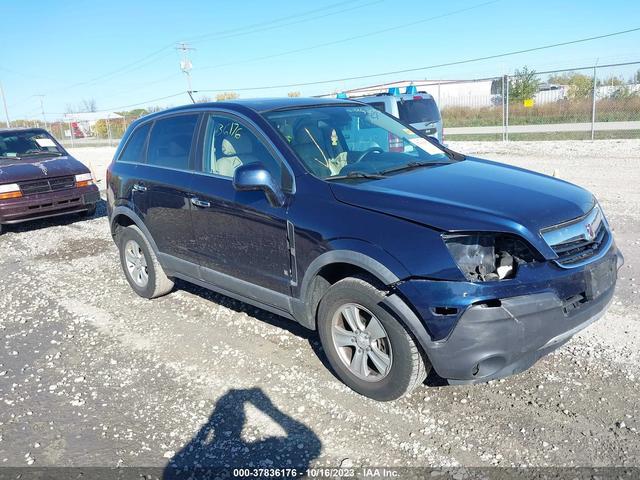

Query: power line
[187,0,384,45]
[193,26,640,93]
[28,59,640,120]
[45,92,187,116]
[196,0,500,72]
[2,0,381,102]
[46,49,176,94]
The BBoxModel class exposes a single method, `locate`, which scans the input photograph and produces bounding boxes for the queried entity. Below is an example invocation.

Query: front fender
[290,239,411,329]
[299,239,410,300]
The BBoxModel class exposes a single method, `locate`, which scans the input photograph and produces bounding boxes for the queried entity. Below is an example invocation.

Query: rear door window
[118,123,150,163]
[147,114,199,170]
[397,98,441,124]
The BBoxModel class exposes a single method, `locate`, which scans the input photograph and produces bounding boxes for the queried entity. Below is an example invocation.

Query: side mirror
[232,162,286,207]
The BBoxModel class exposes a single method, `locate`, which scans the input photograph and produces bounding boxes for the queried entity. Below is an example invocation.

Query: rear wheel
[317,276,429,401]
[118,225,174,299]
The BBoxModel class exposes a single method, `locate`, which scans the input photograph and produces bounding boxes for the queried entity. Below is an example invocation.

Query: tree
[80,98,97,112]
[216,92,239,101]
[509,66,540,102]
[610,85,639,99]
[490,78,504,95]
[116,108,148,119]
[598,75,625,87]
[548,71,593,99]
[633,69,640,84]
[287,91,301,97]
[93,119,108,138]
[196,95,212,103]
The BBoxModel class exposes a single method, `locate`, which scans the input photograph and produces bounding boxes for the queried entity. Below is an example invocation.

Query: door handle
[190,197,211,208]
[132,183,147,192]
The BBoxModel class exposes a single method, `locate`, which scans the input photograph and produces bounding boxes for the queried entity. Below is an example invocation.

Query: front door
[190,112,293,299]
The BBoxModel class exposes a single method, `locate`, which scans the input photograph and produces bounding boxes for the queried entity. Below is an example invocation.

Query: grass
[442,97,640,127]
[446,130,640,141]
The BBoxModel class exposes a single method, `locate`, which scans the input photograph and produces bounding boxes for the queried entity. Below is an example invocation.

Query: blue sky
[2,0,640,119]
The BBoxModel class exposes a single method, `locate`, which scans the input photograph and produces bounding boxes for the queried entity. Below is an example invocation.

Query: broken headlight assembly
[443,233,539,282]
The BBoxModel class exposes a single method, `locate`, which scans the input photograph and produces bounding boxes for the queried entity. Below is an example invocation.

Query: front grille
[19,176,76,196]
[541,205,609,266]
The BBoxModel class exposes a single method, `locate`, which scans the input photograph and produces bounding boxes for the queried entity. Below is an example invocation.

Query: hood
[0,155,89,184]
[329,157,595,254]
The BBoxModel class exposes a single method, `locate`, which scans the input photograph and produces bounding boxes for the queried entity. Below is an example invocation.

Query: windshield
[397,97,441,124]
[263,105,452,180]
[0,130,64,158]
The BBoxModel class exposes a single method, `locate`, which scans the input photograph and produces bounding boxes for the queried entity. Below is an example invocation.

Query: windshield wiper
[325,171,386,181]
[380,161,451,175]
[22,151,63,157]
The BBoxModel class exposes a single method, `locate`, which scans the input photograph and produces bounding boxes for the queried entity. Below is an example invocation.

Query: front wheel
[317,276,429,401]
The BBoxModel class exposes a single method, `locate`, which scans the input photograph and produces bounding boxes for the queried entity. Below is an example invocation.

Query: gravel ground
[0,140,639,470]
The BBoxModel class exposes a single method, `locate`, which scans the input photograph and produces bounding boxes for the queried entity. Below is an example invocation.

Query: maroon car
[0,128,100,234]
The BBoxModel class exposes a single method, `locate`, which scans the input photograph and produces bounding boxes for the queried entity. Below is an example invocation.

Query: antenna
[176,42,196,103]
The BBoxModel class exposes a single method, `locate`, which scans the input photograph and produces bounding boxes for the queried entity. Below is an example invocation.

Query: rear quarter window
[118,123,151,163]
[147,115,199,170]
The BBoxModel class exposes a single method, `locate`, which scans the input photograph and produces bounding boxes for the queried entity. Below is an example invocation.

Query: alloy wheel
[124,239,149,288]
[331,303,393,382]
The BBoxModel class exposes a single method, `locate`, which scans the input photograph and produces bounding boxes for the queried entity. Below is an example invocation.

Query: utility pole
[591,60,599,141]
[0,80,10,128]
[35,94,48,130]
[176,42,196,103]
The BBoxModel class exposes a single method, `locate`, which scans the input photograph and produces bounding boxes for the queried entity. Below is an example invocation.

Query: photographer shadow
[164,388,321,479]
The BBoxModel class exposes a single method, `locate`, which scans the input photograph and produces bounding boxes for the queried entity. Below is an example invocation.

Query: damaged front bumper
[396,242,623,384]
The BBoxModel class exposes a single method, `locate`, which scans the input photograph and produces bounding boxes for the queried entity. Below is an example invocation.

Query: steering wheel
[354,147,384,163]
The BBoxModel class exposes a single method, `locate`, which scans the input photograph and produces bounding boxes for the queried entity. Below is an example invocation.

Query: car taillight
[0,183,22,200]
[388,133,404,152]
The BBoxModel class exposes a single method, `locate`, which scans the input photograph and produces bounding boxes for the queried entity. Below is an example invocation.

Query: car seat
[291,122,332,178]
[214,135,258,177]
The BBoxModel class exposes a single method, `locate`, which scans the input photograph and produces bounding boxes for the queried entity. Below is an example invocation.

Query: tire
[118,225,174,299]
[317,275,429,401]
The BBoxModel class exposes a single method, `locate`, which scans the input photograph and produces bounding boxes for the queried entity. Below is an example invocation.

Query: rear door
[135,113,200,263]
[189,111,293,299]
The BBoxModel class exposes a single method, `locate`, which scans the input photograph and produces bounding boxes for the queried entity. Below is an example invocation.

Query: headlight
[75,173,94,187]
[0,183,22,199]
[443,233,538,282]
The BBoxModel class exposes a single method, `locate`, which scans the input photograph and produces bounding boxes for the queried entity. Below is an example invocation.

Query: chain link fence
[0,114,138,148]
[2,61,639,144]
[426,61,640,140]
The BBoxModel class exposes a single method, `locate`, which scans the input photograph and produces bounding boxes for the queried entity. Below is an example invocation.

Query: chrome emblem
[36,163,48,176]
[585,222,595,240]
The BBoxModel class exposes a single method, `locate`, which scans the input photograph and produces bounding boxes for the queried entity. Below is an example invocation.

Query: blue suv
[106,98,623,401]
